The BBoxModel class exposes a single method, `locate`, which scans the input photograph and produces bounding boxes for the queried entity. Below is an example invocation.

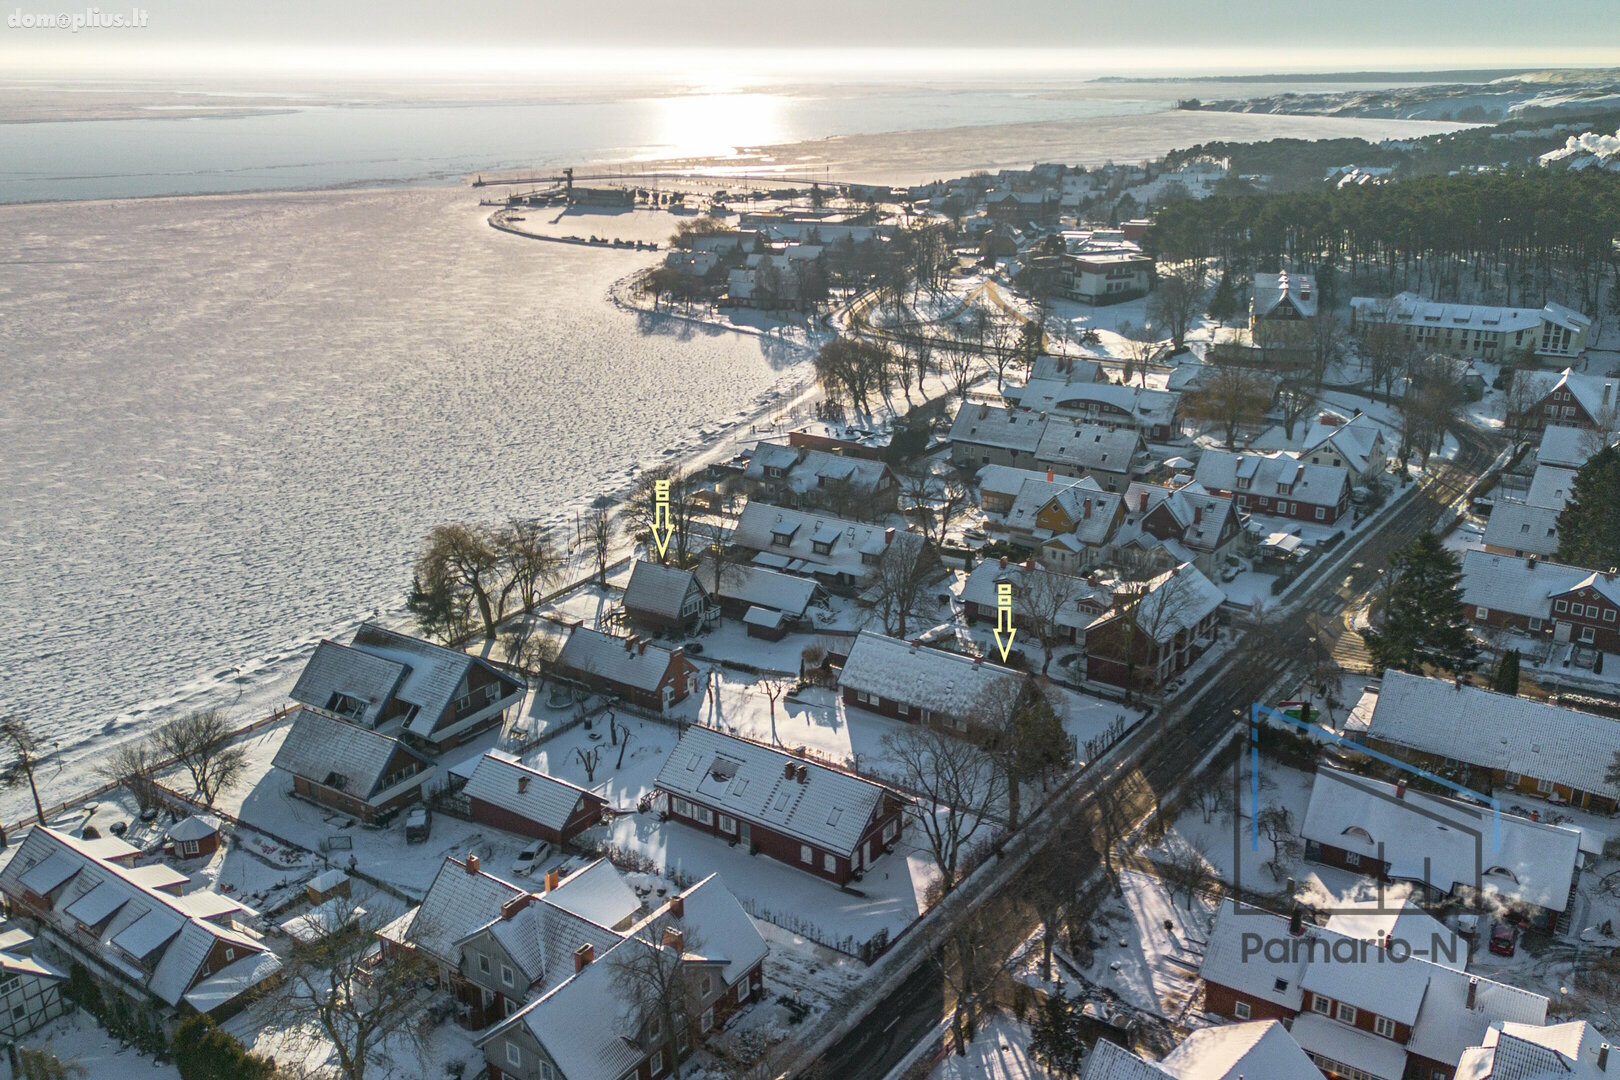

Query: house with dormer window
[1194,449,1352,525]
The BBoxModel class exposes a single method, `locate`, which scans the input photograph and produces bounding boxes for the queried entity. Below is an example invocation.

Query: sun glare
[649,92,789,159]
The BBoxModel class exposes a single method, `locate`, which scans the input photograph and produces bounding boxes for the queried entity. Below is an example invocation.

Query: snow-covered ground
[926,1017,1055,1080]
[19,1010,182,1079]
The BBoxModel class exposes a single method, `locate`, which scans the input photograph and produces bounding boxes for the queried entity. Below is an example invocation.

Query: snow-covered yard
[20,1010,182,1079]
[927,1017,1055,1080]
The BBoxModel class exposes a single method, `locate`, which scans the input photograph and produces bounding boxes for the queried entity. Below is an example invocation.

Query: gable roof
[839,630,1022,720]
[402,856,528,964]
[1458,1021,1612,1079]
[1524,465,1579,510]
[1483,499,1562,557]
[1459,549,1595,619]
[1005,379,1179,427]
[1126,481,1236,552]
[694,557,818,619]
[556,626,691,694]
[622,561,706,621]
[743,445,893,496]
[271,708,430,801]
[346,622,523,739]
[1303,412,1386,474]
[1091,563,1224,642]
[1300,766,1583,912]
[1033,421,1142,474]
[290,640,406,726]
[1160,1020,1321,1079]
[1534,424,1594,469]
[655,725,892,858]
[948,402,1048,454]
[1253,270,1318,319]
[463,752,606,832]
[1360,670,1620,808]
[1193,449,1350,507]
[731,502,921,581]
[961,560,1109,630]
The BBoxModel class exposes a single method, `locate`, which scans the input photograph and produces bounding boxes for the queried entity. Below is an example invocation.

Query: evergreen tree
[1365,532,1480,676]
[1492,649,1520,695]
[1029,994,1087,1077]
[1206,267,1238,324]
[1556,444,1620,572]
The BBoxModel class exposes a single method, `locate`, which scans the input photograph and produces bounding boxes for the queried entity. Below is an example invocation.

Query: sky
[4,0,1619,80]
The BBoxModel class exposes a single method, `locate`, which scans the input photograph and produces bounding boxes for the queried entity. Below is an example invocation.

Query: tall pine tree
[1207,267,1239,325]
[1556,444,1620,572]
[1492,649,1520,695]
[1365,531,1480,676]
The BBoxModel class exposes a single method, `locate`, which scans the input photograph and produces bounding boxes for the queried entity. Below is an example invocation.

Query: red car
[1489,921,1518,957]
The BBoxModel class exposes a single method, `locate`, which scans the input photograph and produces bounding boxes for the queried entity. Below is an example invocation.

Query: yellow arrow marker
[993,582,1016,662]
[651,479,673,561]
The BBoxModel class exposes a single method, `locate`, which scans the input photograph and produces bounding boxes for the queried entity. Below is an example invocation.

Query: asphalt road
[812,424,1498,1080]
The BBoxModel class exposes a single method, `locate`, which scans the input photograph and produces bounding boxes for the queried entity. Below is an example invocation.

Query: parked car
[404,807,432,844]
[1489,921,1518,957]
[512,841,551,877]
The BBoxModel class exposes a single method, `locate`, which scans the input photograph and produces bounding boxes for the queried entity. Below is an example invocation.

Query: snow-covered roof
[1090,563,1224,642]
[1033,421,1142,474]
[1159,1020,1321,1079]
[1458,1020,1612,1079]
[1004,477,1122,546]
[1482,499,1561,557]
[975,463,1061,503]
[655,725,893,858]
[1252,271,1318,320]
[639,873,767,987]
[1324,901,1463,971]
[1123,481,1235,553]
[1350,293,1548,335]
[0,828,270,1010]
[1303,412,1386,474]
[1290,1011,1410,1080]
[1194,449,1350,507]
[1407,965,1551,1073]
[948,402,1047,454]
[1534,424,1593,469]
[1005,379,1180,427]
[290,640,406,727]
[271,707,430,801]
[1459,549,1595,619]
[694,557,818,618]
[462,752,606,833]
[731,502,921,582]
[1363,670,1620,810]
[743,445,892,497]
[404,856,528,964]
[345,622,523,739]
[544,859,642,932]
[839,630,1022,721]
[1078,1038,1174,1079]
[556,626,691,694]
[622,560,705,621]
[1300,766,1583,912]
[1197,901,1309,1012]
[167,814,221,842]
[1523,465,1579,510]
[962,560,1109,630]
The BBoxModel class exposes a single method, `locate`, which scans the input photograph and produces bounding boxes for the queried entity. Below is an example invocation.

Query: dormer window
[812,539,833,555]
[771,532,791,547]
[1236,477,1250,490]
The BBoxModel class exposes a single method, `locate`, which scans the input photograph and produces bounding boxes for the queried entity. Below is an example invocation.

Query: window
[1538,777,1555,794]
[1505,771,1521,785]
[1344,851,1361,867]
[651,1051,665,1077]
[694,806,715,827]
[883,820,899,842]
[1233,1000,1251,1020]
[1313,995,1332,1015]
[678,1030,690,1053]
[1337,1002,1357,1024]
[541,1064,555,1080]
[650,1015,662,1039]
[9,1003,23,1021]
[504,998,518,1018]
[479,955,491,974]
[1315,507,1326,521]
[1581,626,1596,644]
[1375,1015,1396,1038]
[1529,617,1543,631]
[738,979,751,1002]
[1555,599,1568,612]
[1274,978,1289,993]
[506,1043,522,1068]
[701,1006,715,1032]
[224,948,235,962]
[824,853,837,873]
[1476,606,1490,621]
[501,963,514,987]
[801,845,812,864]
[1607,609,1618,623]
[719,814,736,835]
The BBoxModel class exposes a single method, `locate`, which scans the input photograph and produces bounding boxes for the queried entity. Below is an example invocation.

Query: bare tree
[1306,311,1346,388]
[969,681,1071,830]
[757,675,796,747]
[575,745,602,784]
[0,716,49,824]
[867,536,935,639]
[624,466,701,567]
[937,895,1025,1054]
[496,518,565,617]
[1013,566,1084,676]
[939,326,979,401]
[152,708,248,809]
[587,505,614,587]
[275,900,433,1080]
[97,738,162,814]
[1256,804,1298,880]
[1276,362,1319,442]
[1356,306,1411,397]
[900,464,969,553]
[611,922,705,1080]
[1097,564,1210,703]
[881,726,1004,893]
[1188,768,1233,825]
[1158,833,1213,910]
[1116,321,1161,385]
[1146,267,1203,351]
[408,523,504,640]
[1185,366,1272,449]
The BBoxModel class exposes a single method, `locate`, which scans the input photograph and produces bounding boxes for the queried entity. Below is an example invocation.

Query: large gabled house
[621,560,713,637]
[1512,367,1618,436]
[554,626,700,714]
[1081,1021,1320,1080]
[271,707,434,822]
[1081,563,1224,694]
[1350,295,1591,364]
[0,828,280,1021]
[1482,499,1563,560]
[948,403,1048,472]
[995,475,1126,574]
[729,503,923,591]
[1300,766,1583,930]
[1460,550,1620,654]
[1302,411,1389,483]
[694,557,823,639]
[1005,379,1181,441]
[1193,449,1352,525]
[478,873,766,1080]
[1199,900,1550,1080]
[1249,270,1317,347]
[290,622,525,752]
[1459,1020,1618,1079]
[461,752,610,846]
[839,630,1025,728]
[655,725,906,885]
[1112,481,1243,580]
[1346,669,1620,815]
[742,444,899,513]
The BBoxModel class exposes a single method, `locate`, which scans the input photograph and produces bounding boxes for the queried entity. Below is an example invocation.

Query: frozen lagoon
[0,188,812,787]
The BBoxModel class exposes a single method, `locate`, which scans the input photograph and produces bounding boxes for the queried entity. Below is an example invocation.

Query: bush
[173,1015,278,1080]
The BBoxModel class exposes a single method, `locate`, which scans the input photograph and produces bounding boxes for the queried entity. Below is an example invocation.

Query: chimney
[1288,905,1304,937]
[544,868,560,893]
[884,527,895,545]
[669,894,684,919]
[999,556,1009,569]
[638,640,647,655]
[1395,780,1406,801]
[1599,1044,1609,1071]
[796,764,808,784]
[663,926,684,952]
[1466,977,1478,1009]
[1139,491,1149,512]
[463,853,481,876]
[784,760,796,779]
[1193,505,1203,526]
[1527,555,1538,570]
[625,636,635,652]
[517,775,530,795]
[1047,468,1054,482]
[1083,498,1092,519]
[501,894,532,921]
[574,942,595,972]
